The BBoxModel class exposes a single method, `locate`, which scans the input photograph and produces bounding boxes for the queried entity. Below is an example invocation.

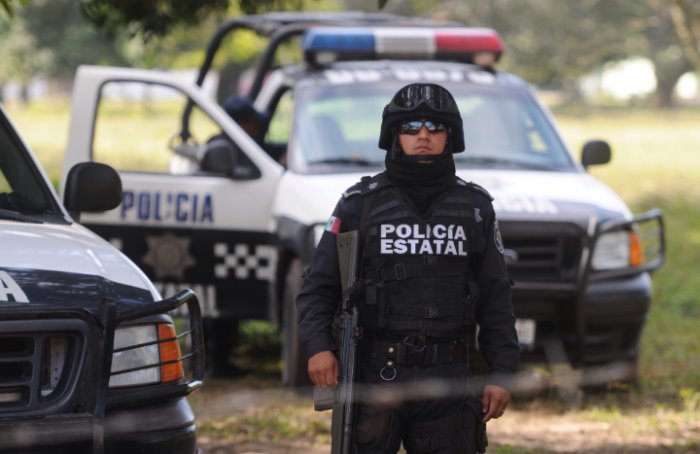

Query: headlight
[109,323,184,388]
[591,230,643,270]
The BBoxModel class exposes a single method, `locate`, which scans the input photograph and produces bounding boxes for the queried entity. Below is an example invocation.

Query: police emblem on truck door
[142,233,196,279]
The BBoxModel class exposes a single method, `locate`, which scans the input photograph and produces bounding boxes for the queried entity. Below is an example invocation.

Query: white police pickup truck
[62,13,664,387]
[0,105,204,453]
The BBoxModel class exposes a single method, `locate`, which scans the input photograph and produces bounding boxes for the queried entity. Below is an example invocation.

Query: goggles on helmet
[386,83,459,114]
[398,120,447,135]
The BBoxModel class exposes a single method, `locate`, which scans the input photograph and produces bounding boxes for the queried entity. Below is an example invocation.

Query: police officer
[297,83,520,453]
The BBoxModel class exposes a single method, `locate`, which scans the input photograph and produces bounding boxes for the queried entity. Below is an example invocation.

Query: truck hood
[274,168,632,227]
[0,221,158,305]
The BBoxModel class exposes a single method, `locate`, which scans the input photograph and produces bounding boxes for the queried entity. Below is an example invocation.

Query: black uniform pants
[353,348,486,454]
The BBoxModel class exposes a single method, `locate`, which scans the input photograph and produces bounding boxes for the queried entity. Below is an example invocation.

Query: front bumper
[0,397,196,454]
[0,289,205,454]
[515,272,652,365]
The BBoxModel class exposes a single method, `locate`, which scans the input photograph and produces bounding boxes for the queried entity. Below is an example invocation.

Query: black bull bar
[0,289,205,453]
[574,208,666,364]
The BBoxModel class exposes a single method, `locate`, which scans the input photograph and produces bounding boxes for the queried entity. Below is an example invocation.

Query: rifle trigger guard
[380,365,397,381]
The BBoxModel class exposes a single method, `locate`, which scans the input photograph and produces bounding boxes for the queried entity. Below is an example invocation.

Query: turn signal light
[628,231,644,267]
[158,323,184,383]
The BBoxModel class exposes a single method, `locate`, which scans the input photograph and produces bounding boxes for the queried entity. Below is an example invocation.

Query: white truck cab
[1,105,204,453]
[62,13,665,387]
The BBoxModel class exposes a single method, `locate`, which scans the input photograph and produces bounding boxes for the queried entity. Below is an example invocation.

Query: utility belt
[362,336,468,372]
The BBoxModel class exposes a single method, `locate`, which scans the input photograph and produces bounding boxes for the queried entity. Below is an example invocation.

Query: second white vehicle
[61,13,665,387]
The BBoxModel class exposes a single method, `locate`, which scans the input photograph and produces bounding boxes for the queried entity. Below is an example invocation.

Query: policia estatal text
[297,83,520,454]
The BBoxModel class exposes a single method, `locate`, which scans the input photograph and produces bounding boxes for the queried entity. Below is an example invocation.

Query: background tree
[3,0,698,107]
[0,16,52,101]
[419,0,693,107]
[670,0,700,66]
[79,0,312,41]
[642,0,694,108]
[0,0,27,17]
[23,0,128,81]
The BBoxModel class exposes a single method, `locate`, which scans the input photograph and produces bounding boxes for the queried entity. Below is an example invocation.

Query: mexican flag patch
[325,215,341,234]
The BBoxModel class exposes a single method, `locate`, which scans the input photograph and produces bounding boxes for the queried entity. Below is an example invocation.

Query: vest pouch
[359,282,391,332]
[424,301,468,337]
[370,275,471,337]
[463,281,479,326]
[427,278,469,337]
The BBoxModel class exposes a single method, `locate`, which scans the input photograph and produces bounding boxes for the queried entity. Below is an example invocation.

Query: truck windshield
[0,112,59,220]
[290,81,575,172]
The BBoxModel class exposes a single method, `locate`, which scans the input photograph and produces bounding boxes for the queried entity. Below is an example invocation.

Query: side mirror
[581,140,611,169]
[200,137,260,180]
[64,162,122,212]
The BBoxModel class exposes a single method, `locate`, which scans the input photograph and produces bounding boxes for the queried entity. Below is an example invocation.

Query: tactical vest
[356,173,486,338]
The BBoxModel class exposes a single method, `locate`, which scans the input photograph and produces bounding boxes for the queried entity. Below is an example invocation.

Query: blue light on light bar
[302,28,375,52]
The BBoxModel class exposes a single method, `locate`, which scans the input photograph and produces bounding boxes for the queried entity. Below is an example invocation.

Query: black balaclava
[385,134,456,216]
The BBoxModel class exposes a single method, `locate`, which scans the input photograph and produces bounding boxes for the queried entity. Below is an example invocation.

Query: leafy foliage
[78,0,314,40]
[0,0,28,17]
[79,0,230,40]
[238,0,309,15]
[0,16,52,85]
[21,0,128,78]
[670,0,700,68]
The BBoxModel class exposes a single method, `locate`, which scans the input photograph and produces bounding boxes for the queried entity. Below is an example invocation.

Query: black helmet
[378,83,465,153]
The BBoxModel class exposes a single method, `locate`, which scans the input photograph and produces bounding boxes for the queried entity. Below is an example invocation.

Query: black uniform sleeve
[296,200,344,360]
[471,197,520,385]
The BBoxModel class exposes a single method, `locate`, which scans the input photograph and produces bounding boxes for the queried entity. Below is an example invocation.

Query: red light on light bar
[435,28,503,53]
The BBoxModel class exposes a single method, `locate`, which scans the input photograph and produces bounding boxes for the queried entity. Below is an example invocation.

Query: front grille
[499,221,584,283]
[0,320,87,414]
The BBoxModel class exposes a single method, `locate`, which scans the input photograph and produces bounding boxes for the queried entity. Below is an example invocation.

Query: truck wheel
[281,259,312,388]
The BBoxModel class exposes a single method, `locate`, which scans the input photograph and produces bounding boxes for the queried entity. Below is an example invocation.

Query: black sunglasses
[399,120,447,135]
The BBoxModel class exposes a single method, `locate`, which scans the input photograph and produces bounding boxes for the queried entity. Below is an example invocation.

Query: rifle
[313,229,361,454]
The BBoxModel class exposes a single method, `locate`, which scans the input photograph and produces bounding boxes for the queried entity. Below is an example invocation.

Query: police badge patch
[493,219,505,254]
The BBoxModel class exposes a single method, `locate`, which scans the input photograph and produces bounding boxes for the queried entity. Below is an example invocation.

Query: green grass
[198,400,331,446]
[556,107,700,203]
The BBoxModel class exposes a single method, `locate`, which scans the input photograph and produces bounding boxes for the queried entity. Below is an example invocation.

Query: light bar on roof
[302,26,503,67]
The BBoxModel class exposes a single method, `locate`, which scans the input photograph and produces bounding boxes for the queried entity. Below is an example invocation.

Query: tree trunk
[653,57,693,109]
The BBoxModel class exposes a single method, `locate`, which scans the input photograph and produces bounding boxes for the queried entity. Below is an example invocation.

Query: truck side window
[0,122,54,213]
[92,81,220,175]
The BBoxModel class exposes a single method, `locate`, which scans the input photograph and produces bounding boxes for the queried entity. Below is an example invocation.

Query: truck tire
[281,259,312,387]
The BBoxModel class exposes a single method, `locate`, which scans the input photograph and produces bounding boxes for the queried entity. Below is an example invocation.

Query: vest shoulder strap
[342,181,363,200]
[361,171,392,196]
[459,178,493,201]
[359,172,393,232]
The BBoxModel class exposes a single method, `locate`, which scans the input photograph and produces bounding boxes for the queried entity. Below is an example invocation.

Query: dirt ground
[189,376,700,454]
